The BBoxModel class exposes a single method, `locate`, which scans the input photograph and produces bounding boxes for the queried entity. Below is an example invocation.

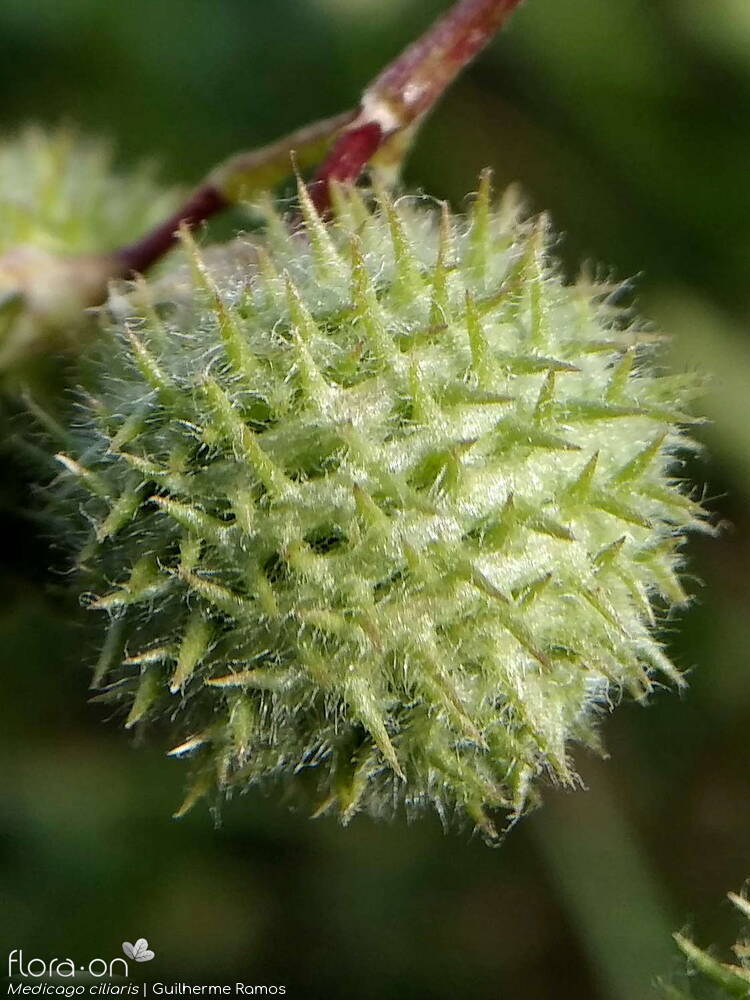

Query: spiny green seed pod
[0,126,177,375]
[53,178,706,837]
[666,889,750,998]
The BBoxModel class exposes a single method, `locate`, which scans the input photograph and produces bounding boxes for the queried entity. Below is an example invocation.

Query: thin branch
[210,110,355,203]
[114,185,227,278]
[119,0,526,270]
[114,111,354,277]
[1,0,527,375]
[308,0,526,212]
[32,0,523,293]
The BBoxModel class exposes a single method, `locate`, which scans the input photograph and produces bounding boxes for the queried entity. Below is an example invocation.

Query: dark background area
[1,1,749,997]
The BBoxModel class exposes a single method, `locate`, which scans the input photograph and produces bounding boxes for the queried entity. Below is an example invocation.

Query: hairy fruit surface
[0,127,177,374]
[54,180,705,836]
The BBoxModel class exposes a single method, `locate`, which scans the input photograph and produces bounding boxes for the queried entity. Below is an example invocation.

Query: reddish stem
[309,0,525,213]
[307,123,384,210]
[372,0,524,122]
[114,112,354,277]
[115,184,228,277]
[114,0,525,273]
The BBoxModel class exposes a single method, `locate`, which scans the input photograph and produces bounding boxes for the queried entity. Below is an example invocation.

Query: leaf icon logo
[122,939,155,962]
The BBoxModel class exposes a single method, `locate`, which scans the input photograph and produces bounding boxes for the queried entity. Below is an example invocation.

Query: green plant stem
[530,762,678,1000]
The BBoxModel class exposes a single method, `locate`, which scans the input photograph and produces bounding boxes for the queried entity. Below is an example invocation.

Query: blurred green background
[1,1,749,997]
